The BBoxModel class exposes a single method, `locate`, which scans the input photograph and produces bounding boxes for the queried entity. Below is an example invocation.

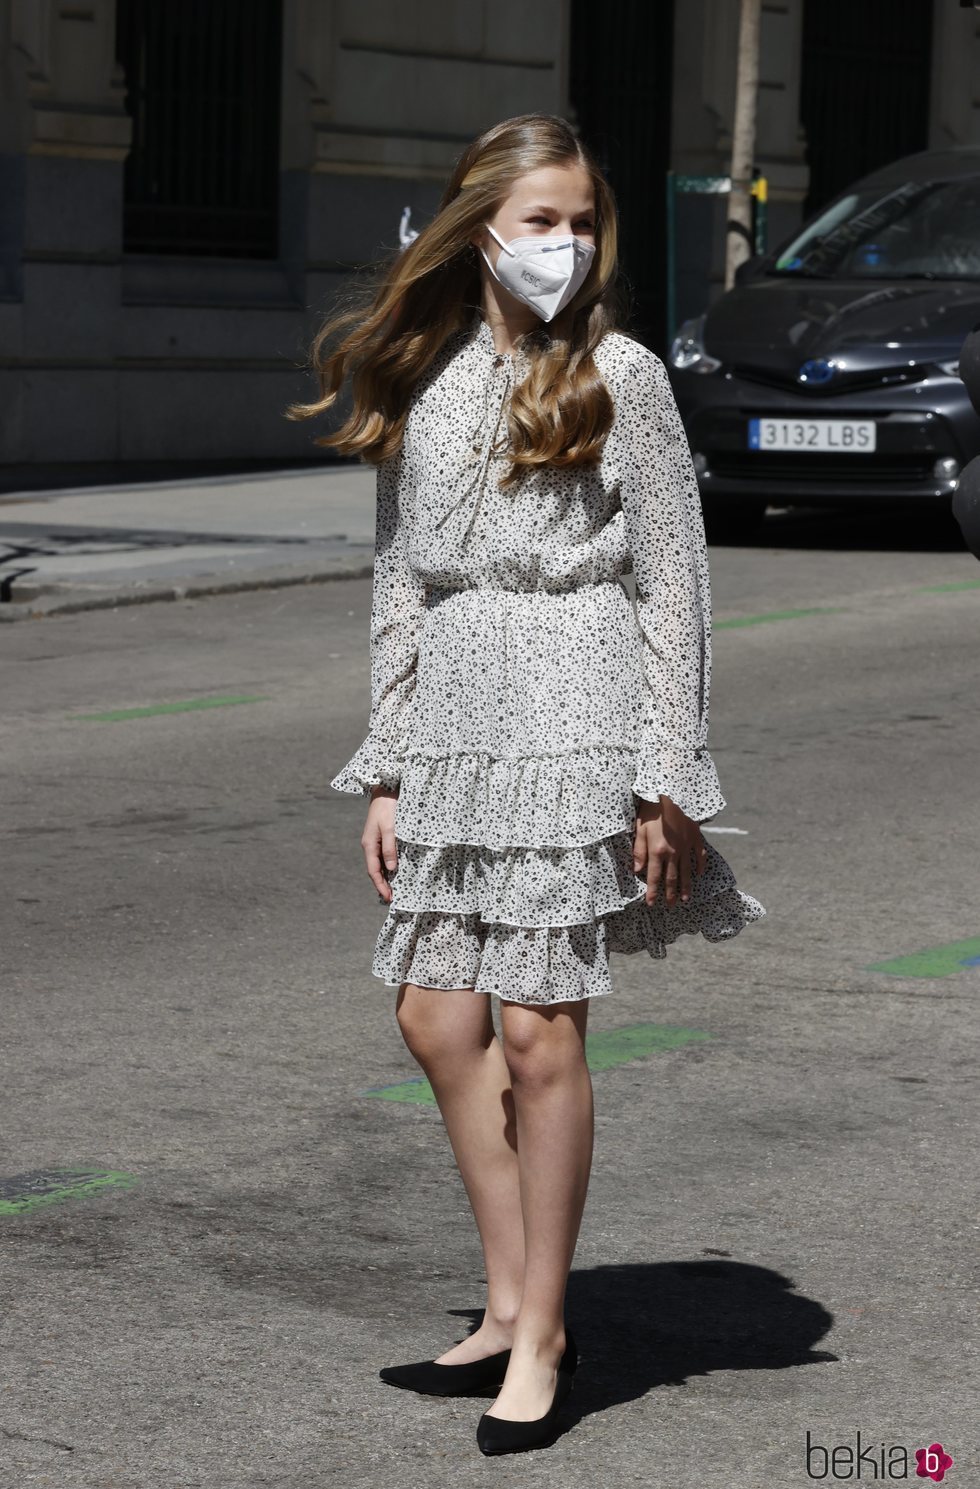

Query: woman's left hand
[632,793,708,908]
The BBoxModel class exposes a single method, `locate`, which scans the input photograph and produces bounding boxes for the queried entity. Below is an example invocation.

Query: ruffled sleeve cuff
[631,744,727,824]
[329,733,404,796]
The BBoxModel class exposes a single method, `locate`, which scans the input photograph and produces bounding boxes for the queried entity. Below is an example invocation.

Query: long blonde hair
[284,113,623,486]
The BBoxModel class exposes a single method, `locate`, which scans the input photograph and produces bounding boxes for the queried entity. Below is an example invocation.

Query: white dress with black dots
[330,313,767,1003]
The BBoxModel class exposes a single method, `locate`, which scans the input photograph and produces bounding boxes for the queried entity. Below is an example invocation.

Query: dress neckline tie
[435,351,513,544]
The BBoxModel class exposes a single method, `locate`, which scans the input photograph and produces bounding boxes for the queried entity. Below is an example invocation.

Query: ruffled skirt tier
[391,746,639,849]
[372,793,767,1003]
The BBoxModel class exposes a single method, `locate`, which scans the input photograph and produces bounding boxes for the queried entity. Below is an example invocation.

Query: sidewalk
[0,463,377,621]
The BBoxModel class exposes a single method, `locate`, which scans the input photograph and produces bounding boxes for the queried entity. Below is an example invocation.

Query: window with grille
[116,0,283,258]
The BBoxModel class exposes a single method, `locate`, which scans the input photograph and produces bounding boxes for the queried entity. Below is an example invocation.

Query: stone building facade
[1,0,978,479]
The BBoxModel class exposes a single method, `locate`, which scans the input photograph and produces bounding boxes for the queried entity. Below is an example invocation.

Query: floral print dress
[330,313,767,1002]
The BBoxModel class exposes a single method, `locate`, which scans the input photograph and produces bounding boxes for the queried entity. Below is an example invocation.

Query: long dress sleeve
[611,344,727,824]
[329,448,427,796]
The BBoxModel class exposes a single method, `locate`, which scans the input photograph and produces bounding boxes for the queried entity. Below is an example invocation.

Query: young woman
[288,113,767,1456]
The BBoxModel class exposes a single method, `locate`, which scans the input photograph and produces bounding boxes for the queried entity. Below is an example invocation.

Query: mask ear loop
[476,221,516,278]
[484,222,515,256]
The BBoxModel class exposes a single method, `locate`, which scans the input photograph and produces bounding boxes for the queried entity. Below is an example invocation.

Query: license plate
[748,417,877,452]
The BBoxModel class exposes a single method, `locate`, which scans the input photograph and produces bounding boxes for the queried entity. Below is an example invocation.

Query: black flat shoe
[475,1329,578,1456]
[379,1345,511,1396]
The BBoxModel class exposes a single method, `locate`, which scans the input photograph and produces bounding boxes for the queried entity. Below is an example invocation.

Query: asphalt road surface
[3,506,978,1488]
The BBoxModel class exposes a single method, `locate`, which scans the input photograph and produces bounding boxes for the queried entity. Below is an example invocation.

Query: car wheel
[699,496,768,544]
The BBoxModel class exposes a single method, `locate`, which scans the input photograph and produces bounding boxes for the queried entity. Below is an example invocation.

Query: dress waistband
[424,577,626,601]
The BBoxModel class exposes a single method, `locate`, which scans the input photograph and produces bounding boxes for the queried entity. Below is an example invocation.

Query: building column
[0,0,130,463]
[929,0,980,148]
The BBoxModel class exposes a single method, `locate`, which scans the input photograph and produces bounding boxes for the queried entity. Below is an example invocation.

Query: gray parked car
[668,146,980,540]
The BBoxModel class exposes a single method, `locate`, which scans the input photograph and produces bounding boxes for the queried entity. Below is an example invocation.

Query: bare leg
[394,982,526,1359]
[483,996,594,1421]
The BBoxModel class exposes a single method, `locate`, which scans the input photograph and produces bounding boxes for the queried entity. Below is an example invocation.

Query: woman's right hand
[362,784,399,902]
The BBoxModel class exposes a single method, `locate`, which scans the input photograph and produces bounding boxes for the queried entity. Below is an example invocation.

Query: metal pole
[725,0,761,289]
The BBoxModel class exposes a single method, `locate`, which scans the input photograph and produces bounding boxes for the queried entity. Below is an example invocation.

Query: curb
[0,555,375,622]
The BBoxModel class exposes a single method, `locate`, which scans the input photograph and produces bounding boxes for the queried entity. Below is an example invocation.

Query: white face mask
[478,222,596,322]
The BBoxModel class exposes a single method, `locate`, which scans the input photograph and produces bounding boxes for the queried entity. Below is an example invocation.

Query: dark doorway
[800,0,934,217]
[569,0,675,353]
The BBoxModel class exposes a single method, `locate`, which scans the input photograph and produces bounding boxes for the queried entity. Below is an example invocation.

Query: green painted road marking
[715,606,846,630]
[866,936,980,979]
[583,1021,712,1070]
[915,580,980,593]
[363,1022,712,1104]
[0,1167,138,1216]
[74,695,268,722]
[365,1076,438,1106]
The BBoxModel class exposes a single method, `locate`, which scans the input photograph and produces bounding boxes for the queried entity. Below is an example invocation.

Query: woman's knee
[395,983,485,1065]
[500,1005,587,1088]
[395,986,441,1060]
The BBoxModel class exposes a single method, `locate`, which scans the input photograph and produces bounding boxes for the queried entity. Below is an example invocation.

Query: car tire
[699,495,768,544]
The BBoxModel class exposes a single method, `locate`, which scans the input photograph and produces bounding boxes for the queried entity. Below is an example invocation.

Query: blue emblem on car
[798,358,836,385]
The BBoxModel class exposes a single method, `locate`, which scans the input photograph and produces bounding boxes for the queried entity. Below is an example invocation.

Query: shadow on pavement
[448,1257,836,1439]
